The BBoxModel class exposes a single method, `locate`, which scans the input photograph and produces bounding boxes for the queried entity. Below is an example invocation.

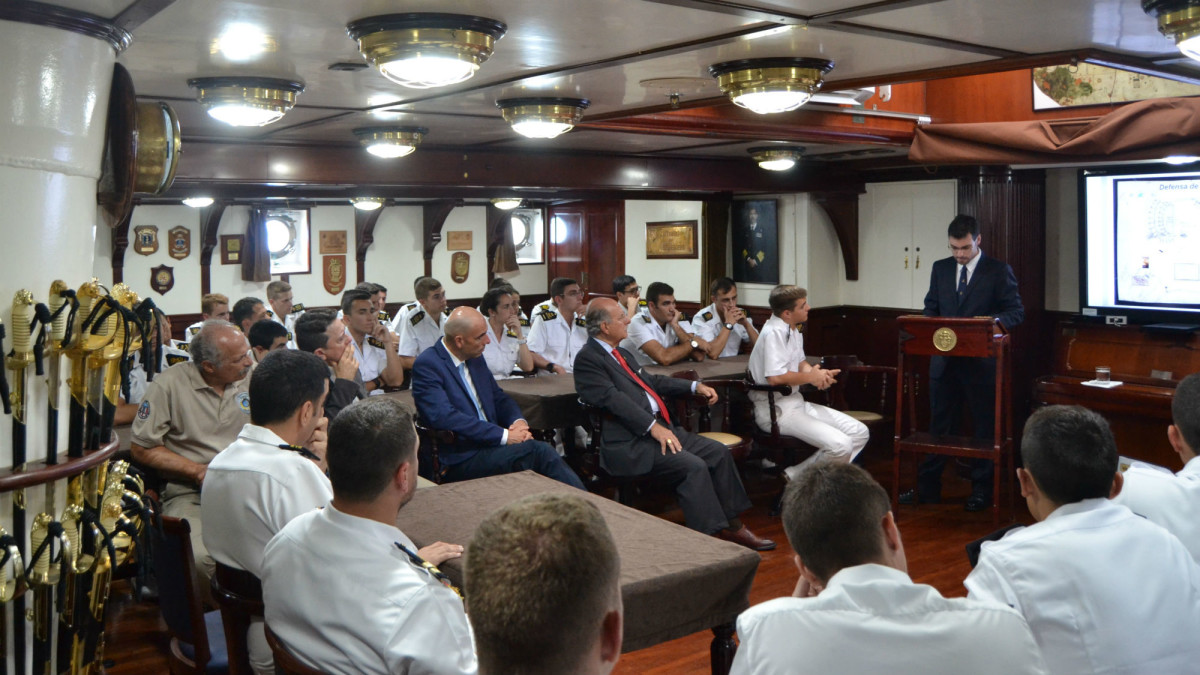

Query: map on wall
[1032,63,1200,110]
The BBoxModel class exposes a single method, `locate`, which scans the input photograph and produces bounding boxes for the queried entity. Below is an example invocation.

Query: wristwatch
[516,339,527,344]
[723,322,735,331]
[690,339,700,349]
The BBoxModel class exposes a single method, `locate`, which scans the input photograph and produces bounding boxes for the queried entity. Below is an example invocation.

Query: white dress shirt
[349,328,389,396]
[620,311,695,366]
[263,504,477,675]
[481,320,523,380]
[526,302,587,373]
[732,564,1047,675]
[692,303,753,358]
[268,308,301,350]
[1113,455,1200,562]
[958,248,982,285]
[748,314,805,406]
[126,342,192,405]
[398,305,446,358]
[965,498,1200,675]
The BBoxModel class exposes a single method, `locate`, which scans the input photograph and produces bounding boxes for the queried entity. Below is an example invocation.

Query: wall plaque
[451,252,470,283]
[150,264,174,294]
[323,255,347,295]
[168,225,190,260]
[645,220,698,259]
[446,230,473,251]
[220,235,242,264]
[319,230,347,254]
[133,225,159,255]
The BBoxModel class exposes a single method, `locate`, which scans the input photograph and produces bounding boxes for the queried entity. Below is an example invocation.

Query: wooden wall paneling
[422,199,462,277]
[584,202,623,296]
[926,69,1124,125]
[701,199,732,292]
[198,200,228,295]
[547,207,584,286]
[354,204,384,284]
[110,206,133,284]
[813,187,865,281]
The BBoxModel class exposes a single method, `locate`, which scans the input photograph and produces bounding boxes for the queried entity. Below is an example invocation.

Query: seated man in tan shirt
[131,320,254,581]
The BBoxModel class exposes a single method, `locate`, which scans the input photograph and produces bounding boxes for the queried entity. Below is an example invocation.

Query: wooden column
[813,187,865,281]
[198,200,228,295]
[700,198,732,290]
[422,199,462,277]
[355,204,384,284]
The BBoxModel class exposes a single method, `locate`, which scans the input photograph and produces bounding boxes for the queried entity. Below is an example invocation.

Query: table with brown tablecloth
[396,471,760,674]
[645,354,750,380]
[384,374,587,430]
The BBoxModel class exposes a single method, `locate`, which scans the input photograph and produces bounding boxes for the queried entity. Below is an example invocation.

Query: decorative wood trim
[0,1,132,52]
[198,200,228,295]
[422,199,462,277]
[701,199,733,294]
[110,207,133,284]
[354,205,385,284]
[813,188,865,281]
[113,0,178,33]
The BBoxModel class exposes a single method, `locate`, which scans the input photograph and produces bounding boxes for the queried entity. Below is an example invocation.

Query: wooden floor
[102,453,1032,675]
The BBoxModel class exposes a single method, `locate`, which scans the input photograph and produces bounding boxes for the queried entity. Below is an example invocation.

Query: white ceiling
[76,0,1197,161]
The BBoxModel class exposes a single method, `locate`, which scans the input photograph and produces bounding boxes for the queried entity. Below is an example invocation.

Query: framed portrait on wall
[732,200,778,284]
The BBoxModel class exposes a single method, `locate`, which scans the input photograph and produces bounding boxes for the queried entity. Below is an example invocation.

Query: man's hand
[192,464,207,487]
[418,541,465,566]
[747,258,758,268]
[306,416,328,462]
[370,320,395,347]
[504,314,522,334]
[507,427,533,444]
[509,419,530,434]
[727,307,748,325]
[696,383,719,405]
[623,296,639,319]
[550,363,567,375]
[649,423,682,455]
[792,576,822,598]
[817,367,840,390]
[334,344,360,380]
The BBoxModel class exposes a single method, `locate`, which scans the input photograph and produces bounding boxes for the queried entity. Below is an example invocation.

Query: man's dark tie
[610,347,672,425]
[957,265,968,300]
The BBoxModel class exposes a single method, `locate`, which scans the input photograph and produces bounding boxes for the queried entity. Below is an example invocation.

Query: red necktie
[611,348,672,425]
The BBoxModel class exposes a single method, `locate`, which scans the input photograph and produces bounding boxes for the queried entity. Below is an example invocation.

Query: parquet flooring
[102,454,1033,674]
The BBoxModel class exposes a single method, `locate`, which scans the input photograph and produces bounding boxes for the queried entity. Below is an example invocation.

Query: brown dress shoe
[718,525,777,551]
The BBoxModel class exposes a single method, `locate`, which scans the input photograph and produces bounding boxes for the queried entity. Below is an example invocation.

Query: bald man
[411,307,584,487]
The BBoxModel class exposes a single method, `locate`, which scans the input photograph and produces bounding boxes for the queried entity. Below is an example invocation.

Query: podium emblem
[933,327,957,352]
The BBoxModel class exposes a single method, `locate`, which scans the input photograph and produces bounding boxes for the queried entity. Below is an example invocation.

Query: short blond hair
[769,285,807,315]
[266,280,292,301]
[201,293,229,316]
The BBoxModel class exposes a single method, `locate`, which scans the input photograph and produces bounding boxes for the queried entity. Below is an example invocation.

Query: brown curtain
[492,214,519,275]
[909,97,1200,165]
[241,206,271,282]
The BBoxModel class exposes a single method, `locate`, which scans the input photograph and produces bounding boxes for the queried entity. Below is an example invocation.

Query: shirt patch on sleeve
[236,391,251,414]
[574,317,586,328]
[136,400,151,420]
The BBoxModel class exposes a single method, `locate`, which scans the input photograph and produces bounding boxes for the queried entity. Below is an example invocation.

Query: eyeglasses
[624,286,640,294]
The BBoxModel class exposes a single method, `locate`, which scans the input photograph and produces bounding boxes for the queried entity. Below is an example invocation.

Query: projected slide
[1114,177,1200,308]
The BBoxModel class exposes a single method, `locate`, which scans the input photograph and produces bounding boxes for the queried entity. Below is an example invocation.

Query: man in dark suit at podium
[903,214,1024,511]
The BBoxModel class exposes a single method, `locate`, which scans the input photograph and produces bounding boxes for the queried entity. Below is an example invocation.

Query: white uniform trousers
[754,397,868,476]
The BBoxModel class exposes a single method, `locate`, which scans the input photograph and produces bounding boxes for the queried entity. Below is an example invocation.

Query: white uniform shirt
[181,320,204,345]
[263,504,477,675]
[966,498,1200,675]
[692,303,753,358]
[1114,455,1200,562]
[269,307,303,350]
[398,306,447,358]
[389,301,420,334]
[620,312,695,366]
[732,564,1047,675]
[126,343,192,406]
[482,320,523,380]
[200,424,332,577]
[526,302,587,373]
[349,329,389,396]
[748,314,805,406]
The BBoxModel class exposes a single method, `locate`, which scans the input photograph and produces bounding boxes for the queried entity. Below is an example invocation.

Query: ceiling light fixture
[182,196,215,208]
[351,197,386,211]
[749,146,805,171]
[187,76,305,127]
[497,98,590,139]
[353,126,428,158]
[1144,0,1200,62]
[709,58,835,114]
[491,197,522,210]
[1163,154,1200,164]
[347,13,507,89]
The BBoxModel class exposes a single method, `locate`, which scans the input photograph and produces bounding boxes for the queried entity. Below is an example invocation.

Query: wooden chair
[670,370,754,463]
[819,355,901,456]
[153,516,229,675]
[264,623,326,675]
[414,421,456,484]
[211,563,263,675]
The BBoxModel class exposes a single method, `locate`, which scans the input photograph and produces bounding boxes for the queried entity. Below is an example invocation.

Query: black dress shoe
[965,492,992,512]
[898,489,940,505]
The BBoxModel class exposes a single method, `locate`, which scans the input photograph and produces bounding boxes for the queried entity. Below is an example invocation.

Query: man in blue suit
[903,214,1024,511]
[412,307,584,487]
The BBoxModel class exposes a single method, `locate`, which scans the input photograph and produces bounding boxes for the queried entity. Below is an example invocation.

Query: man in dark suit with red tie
[412,307,583,488]
[573,298,774,550]
[903,214,1025,511]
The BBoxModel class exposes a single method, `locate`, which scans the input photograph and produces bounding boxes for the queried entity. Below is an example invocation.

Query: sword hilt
[48,280,70,353]
[8,290,35,367]
[0,319,10,415]
[0,528,25,603]
[29,513,69,587]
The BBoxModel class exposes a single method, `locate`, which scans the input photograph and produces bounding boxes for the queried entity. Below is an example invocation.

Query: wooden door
[547,201,624,297]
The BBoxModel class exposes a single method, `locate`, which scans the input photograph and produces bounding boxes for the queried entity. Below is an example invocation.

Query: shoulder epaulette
[266,309,275,318]
[188,325,200,336]
[638,299,648,307]
[519,317,530,327]
[678,311,690,322]
[410,310,426,326]
[574,317,586,328]
[506,329,519,339]
[443,308,451,316]
[539,309,558,321]
[378,310,390,321]
[701,311,714,322]
[166,353,190,366]
[405,302,418,311]
[641,314,652,323]
[290,303,306,314]
[176,342,190,353]
[287,332,294,341]
[367,336,385,349]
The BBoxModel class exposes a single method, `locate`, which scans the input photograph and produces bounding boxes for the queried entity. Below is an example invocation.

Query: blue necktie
[458,363,487,421]
[957,265,968,300]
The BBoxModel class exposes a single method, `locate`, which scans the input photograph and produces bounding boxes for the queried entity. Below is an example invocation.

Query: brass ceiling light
[182,197,215,208]
[496,98,590,139]
[709,58,835,114]
[353,126,428,158]
[1144,0,1200,61]
[749,146,804,171]
[491,197,522,210]
[347,13,507,89]
[187,76,305,127]
[351,197,386,211]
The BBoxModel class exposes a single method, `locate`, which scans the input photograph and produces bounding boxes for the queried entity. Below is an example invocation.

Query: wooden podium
[893,316,1013,522]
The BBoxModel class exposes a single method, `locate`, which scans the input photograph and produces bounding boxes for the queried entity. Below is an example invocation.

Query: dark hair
[768,285,807,315]
[294,310,337,353]
[645,281,673,305]
[373,283,387,293]
[489,277,513,290]
[549,277,577,299]
[1173,373,1200,452]
[327,398,418,502]
[248,318,289,351]
[249,350,329,426]
[947,214,980,239]
[481,287,514,316]
[1021,405,1118,505]
[415,277,443,300]
[231,297,264,329]
[612,275,637,295]
[710,276,736,297]
[467,493,620,675]
[340,288,373,315]
[782,462,891,584]
[353,282,377,294]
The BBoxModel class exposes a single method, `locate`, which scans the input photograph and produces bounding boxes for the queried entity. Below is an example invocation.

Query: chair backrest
[153,516,212,673]
[264,622,326,675]
[414,421,456,483]
[669,370,710,432]
[212,563,263,675]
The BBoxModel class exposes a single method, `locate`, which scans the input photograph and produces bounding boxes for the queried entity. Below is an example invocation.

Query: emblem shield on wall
[451,251,469,284]
[133,225,159,255]
[150,264,174,295]
[168,226,191,260]
[323,255,346,295]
